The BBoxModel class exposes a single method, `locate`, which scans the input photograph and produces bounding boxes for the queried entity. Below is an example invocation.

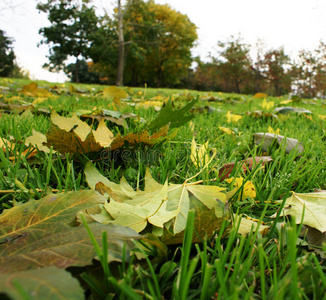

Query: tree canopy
[89,0,198,88]
[0,29,15,77]
[37,0,99,83]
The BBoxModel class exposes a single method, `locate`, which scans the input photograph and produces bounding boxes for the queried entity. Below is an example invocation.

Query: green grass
[1,77,326,299]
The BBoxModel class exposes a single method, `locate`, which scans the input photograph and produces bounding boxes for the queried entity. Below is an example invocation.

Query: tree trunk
[235,77,241,93]
[75,57,80,83]
[116,0,124,86]
[157,68,161,87]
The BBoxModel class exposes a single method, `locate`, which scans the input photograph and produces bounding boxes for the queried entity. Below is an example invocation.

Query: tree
[87,13,119,84]
[121,0,159,86]
[263,47,292,96]
[142,1,197,87]
[249,40,268,94]
[91,0,197,88]
[293,49,318,98]
[215,36,252,93]
[314,41,326,98]
[65,60,101,84]
[0,29,15,77]
[292,41,326,98]
[190,57,222,91]
[37,0,99,83]
[116,0,125,86]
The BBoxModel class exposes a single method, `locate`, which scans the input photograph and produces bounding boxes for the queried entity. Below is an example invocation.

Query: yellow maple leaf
[191,138,210,168]
[102,86,127,107]
[22,82,53,98]
[32,97,48,105]
[219,126,234,135]
[225,177,256,200]
[260,98,274,110]
[267,126,280,135]
[137,101,163,109]
[6,96,23,102]
[225,111,242,123]
[280,99,293,105]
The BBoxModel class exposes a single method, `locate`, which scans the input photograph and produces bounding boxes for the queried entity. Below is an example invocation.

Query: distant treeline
[70,38,326,99]
[3,0,326,98]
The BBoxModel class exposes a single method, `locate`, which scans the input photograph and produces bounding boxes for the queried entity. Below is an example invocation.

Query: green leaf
[0,266,84,300]
[148,97,198,133]
[0,190,139,273]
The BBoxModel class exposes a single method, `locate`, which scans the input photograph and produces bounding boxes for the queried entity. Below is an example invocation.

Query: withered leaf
[0,190,139,273]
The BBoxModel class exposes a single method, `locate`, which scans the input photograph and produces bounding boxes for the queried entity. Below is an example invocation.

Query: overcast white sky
[1,0,326,82]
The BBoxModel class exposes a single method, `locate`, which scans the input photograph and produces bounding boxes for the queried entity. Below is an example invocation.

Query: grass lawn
[1,77,326,299]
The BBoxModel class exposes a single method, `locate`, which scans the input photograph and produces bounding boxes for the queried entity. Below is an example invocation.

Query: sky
[1,0,326,83]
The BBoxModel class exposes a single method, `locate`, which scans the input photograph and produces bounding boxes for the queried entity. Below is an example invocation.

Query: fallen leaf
[109,126,174,151]
[68,84,86,94]
[161,194,230,245]
[243,156,273,169]
[225,177,256,200]
[218,156,272,181]
[25,129,51,153]
[253,93,268,99]
[280,99,293,105]
[271,191,326,233]
[0,137,10,148]
[225,111,242,123]
[0,266,84,300]
[85,164,176,232]
[167,182,227,234]
[218,162,246,181]
[0,190,139,273]
[219,126,234,135]
[32,97,49,105]
[102,86,128,107]
[301,225,326,248]
[80,110,140,128]
[235,214,269,235]
[45,111,114,154]
[268,126,280,135]
[138,101,163,110]
[21,82,53,98]
[191,138,210,168]
[260,98,274,110]
[84,163,228,239]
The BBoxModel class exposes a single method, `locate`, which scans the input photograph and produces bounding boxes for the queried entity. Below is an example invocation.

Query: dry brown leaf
[218,156,272,181]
